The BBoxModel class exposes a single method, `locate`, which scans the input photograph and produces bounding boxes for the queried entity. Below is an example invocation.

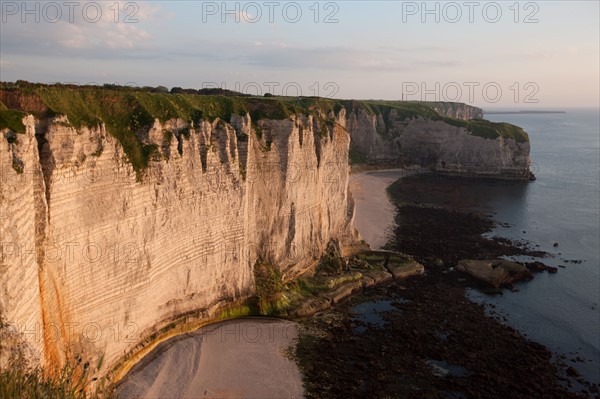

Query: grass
[0,362,116,399]
[0,84,529,178]
[0,110,27,134]
[465,119,529,143]
[0,365,83,399]
[217,305,254,320]
[347,100,529,143]
[0,314,115,399]
[1,309,118,399]
[0,87,342,174]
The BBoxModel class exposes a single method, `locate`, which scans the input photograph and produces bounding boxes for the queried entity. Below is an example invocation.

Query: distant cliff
[0,85,531,380]
[418,101,483,120]
[344,101,531,180]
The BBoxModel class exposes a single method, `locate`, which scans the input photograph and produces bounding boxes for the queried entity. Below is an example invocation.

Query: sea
[465,108,600,385]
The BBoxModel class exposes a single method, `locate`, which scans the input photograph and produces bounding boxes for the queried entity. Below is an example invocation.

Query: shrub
[253,261,287,315]
[0,315,115,399]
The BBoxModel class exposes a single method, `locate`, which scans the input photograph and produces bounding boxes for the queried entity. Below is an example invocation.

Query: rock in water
[526,261,548,272]
[457,259,533,288]
[566,366,580,377]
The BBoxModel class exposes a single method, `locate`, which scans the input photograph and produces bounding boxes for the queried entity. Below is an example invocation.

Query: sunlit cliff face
[0,94,530,378]
[0,111,355,378]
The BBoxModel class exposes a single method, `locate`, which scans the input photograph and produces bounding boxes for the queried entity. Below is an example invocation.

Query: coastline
[116,169,598,398]
[349,168,418,249]
[295,172,600,398]
[115,169,422,398]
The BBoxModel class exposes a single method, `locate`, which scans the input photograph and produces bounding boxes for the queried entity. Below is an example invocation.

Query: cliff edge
[343,100,532,180]
[0,84,532,381]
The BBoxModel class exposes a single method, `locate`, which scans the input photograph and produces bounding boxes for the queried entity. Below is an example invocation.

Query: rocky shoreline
[294,174,599,398]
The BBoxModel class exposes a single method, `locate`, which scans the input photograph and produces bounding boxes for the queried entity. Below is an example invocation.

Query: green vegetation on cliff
[0,362,116,399]
[464,119,529,143]
[0,109,27,134]
[342,100,528,143]
[0,82,529,174]
[0,315,115,399]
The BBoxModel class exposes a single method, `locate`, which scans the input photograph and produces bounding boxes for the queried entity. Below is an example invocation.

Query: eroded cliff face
[347,108,532,180]
[0,92,532,379]
[0,115,45,368]
[0,111,355,377]
[423,102,483,120]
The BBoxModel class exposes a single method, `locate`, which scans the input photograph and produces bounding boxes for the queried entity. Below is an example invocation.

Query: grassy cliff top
[0,83,528,172]
[0,109,28,134]
[0,84,471,126]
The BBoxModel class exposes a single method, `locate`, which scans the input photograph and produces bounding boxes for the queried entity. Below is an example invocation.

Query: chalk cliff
[419,101,483,120]
[1,114,354,380]
[0,115,45,368]
[0,86,532,380]
[346,105,532,180]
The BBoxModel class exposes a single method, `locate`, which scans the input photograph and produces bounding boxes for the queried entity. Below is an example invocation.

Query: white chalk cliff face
[0,115,46,367]
[0,111,355,377]
[0,100,531,378]
[347,108,532,180]
[424,102,484,120]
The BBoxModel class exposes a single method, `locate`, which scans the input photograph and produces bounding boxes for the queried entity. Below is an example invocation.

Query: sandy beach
[349,169,415,249]
[117,318,303,399]
[116,169,417,399]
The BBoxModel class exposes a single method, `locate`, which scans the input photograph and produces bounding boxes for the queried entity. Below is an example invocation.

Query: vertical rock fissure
[312,117,322,168]
[34,119,53,217]
[32,117,67,370]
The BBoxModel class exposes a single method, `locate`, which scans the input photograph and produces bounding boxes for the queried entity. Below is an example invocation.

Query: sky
[0,0,598,108]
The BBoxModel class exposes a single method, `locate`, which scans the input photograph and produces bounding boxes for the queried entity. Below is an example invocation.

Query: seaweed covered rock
[457,259,533,288]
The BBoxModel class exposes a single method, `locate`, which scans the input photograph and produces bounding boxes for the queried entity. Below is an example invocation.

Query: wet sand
[117,318,303,399]
[349,169,415,249]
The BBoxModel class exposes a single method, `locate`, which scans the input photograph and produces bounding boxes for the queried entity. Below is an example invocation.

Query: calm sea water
[467,109,600,384]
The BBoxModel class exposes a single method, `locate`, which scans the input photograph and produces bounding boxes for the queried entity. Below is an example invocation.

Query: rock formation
[457,259,533,288]
[0,86,533,379]
[1,111,354,379]
[346,104,533,180]
[418,101,484,120]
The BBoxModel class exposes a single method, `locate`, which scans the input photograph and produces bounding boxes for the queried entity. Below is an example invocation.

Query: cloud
[159,39,460,74]
[235,43,459,72]
[1,2,458,75]
[1,0,158,53]
[105,24,152,49]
